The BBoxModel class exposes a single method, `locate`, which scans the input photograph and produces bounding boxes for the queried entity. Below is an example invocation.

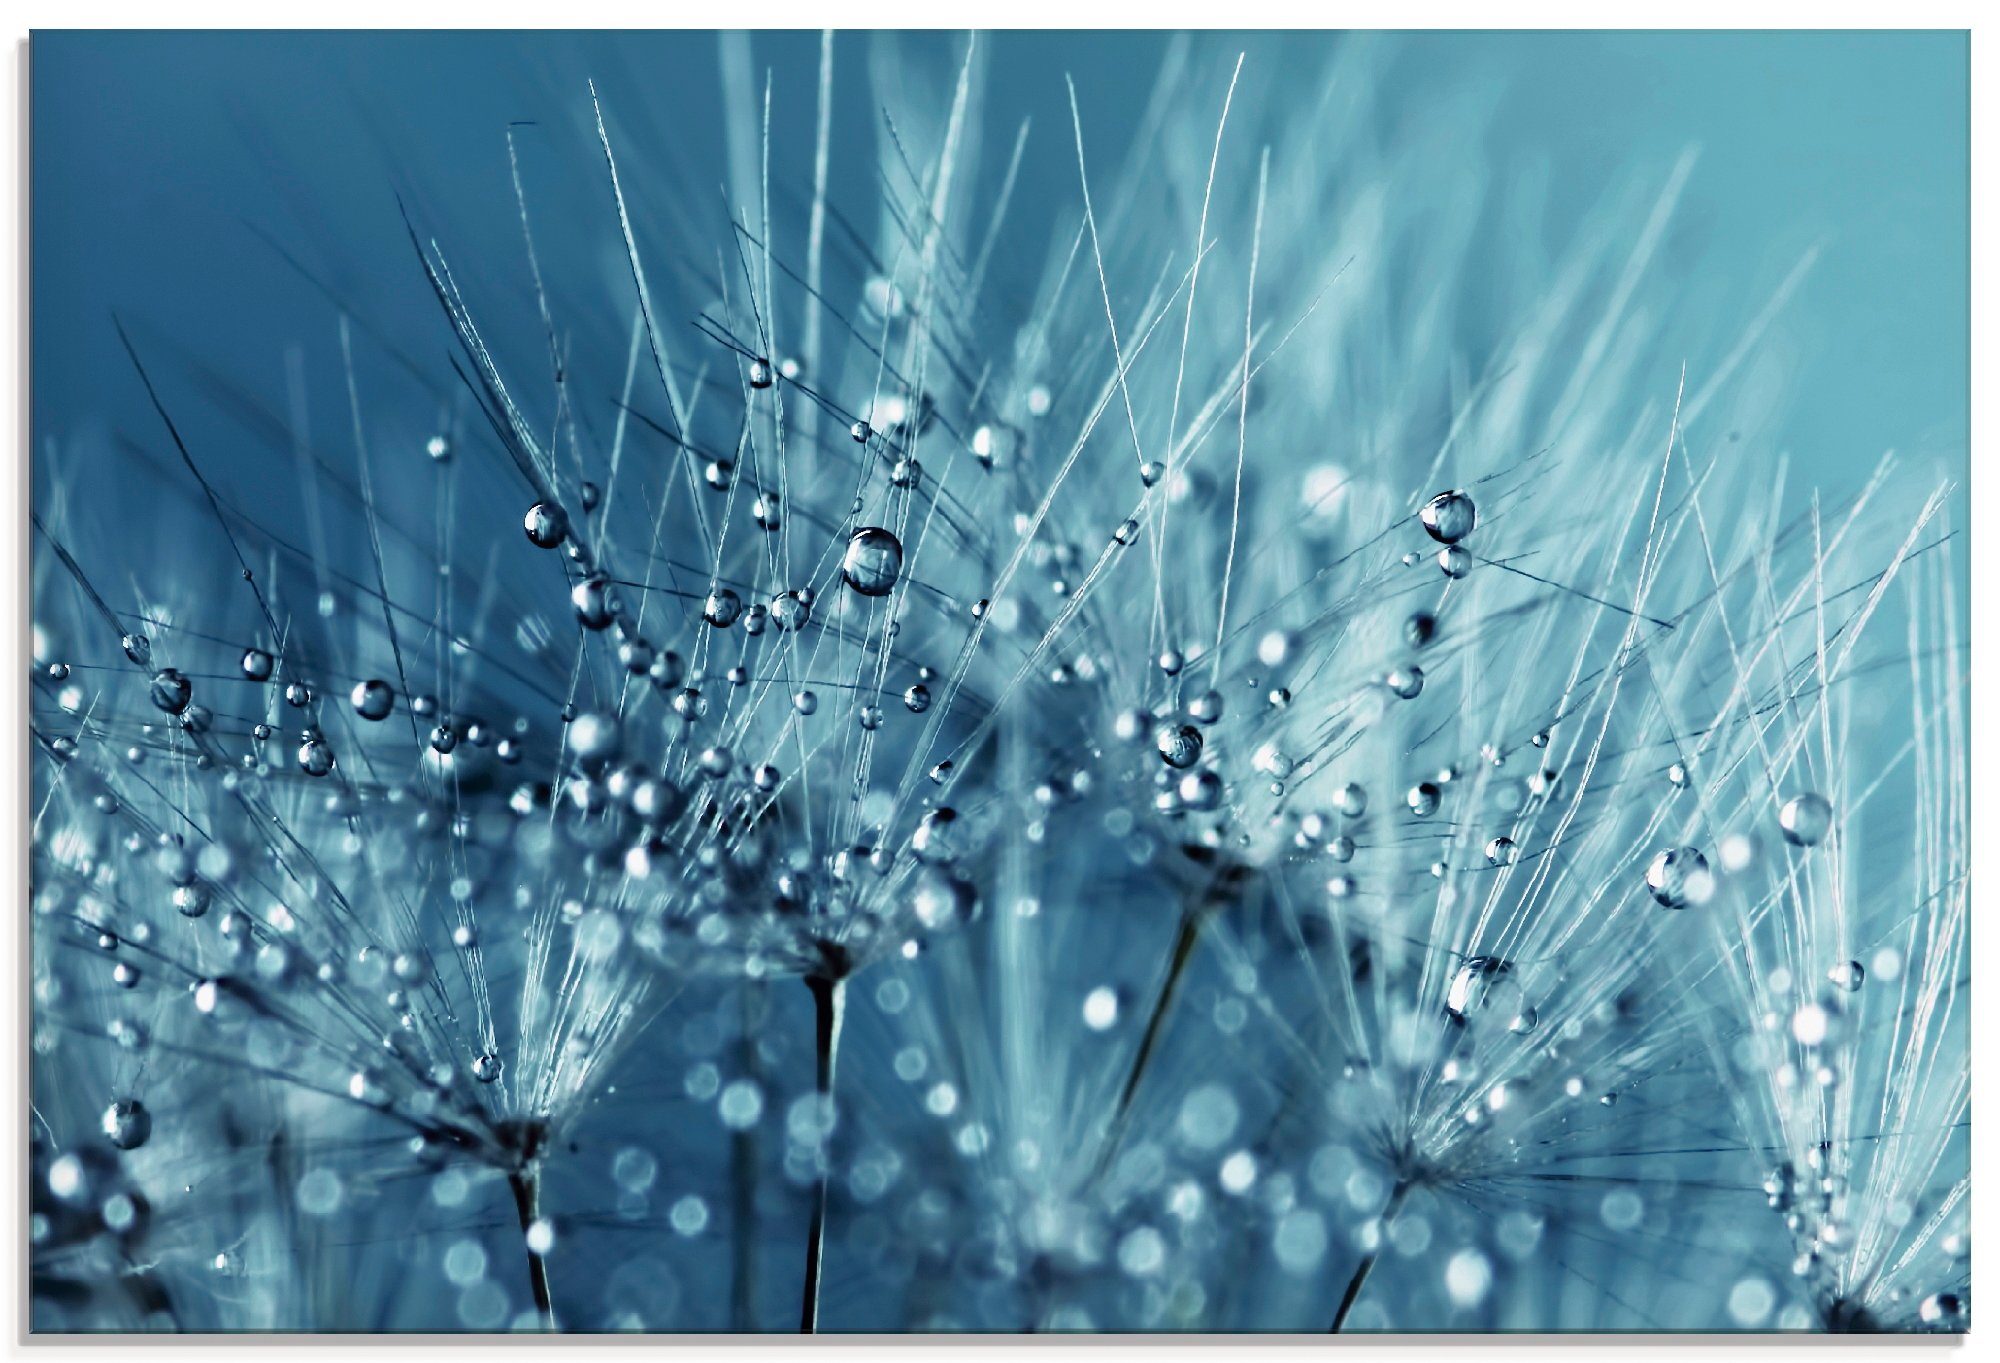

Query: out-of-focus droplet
[102,1098,151,1150]
[1179,769,1223,812]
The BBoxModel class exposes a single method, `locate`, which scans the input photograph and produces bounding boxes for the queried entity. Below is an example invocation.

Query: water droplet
[149,668,192,716]
[1437,546,1473,578]
[1406,782,1441,817]
[842,527,904,597]
[297,738,336,778]
[702,589,742,628]
[1385,666,1423,700]
[471,1052,502,1084]
[1828,960,1865,992]
[572,576,617,630]
[523,502,568,549]
[1179,769,1223,811]
[748,357,774,389]
[1419,490,1478,544]
[121,633,152,666]
[1485,836,1518,866]
[1156,723,1203,769]
[567,712,621,769]
[1334,783,1368,818]
[903,683,931,713]
[242,648,274,681]
[1918,1293,1965,1327]
[350,680,394,721]
[753,491,783,531]
[101,1098,151,1150]
[1645,846,1711,908]
[1778,792,1833,847]
[910,864,976,930]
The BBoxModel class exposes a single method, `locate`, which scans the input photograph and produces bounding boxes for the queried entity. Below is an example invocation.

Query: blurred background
[34,30,1969,499]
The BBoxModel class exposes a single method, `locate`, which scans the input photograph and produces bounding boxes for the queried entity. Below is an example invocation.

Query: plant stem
[798,972,846,1334]
[508,1164,556,1331]
[1329,1180,1409,1332]
[1094,907,1205,1178]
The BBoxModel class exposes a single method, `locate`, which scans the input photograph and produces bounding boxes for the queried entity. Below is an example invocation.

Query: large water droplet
[842,527,903,597]
[1419,490,1477,544]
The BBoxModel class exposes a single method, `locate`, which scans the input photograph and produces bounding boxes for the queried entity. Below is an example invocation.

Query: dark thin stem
[509,1165,556,1331]
[1094,907,1206,1178]
[1329,1180,1410,1332]
[799,972,847,1334]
